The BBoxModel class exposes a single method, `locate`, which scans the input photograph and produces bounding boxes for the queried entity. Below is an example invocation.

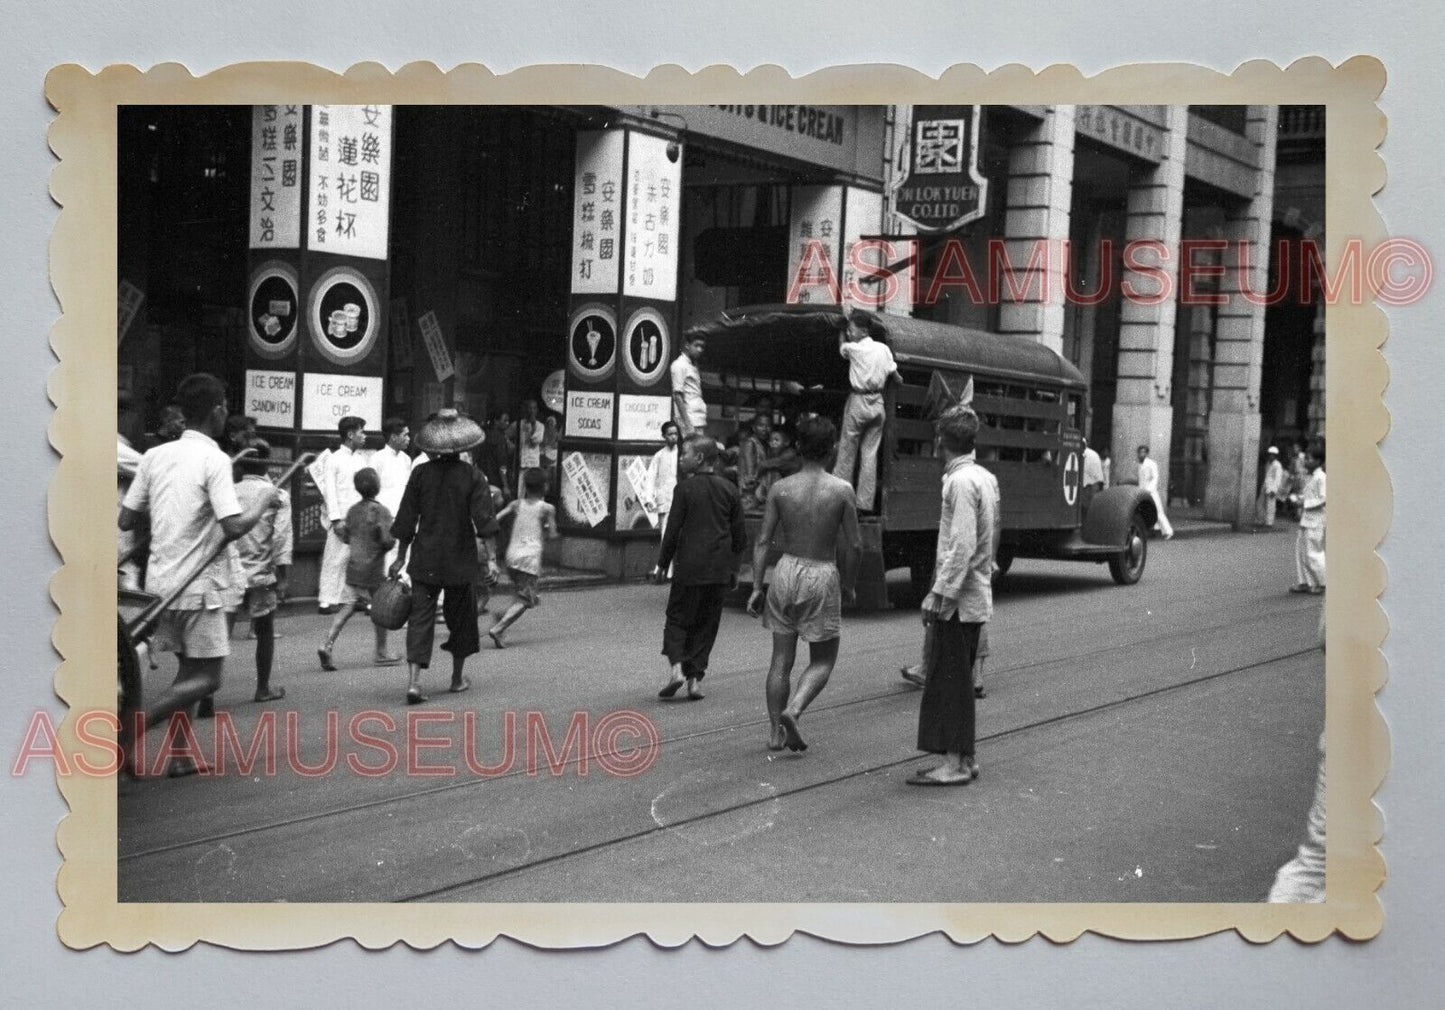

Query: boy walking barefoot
[488,468,558,648]
[318,467,401,670]
[224,440,292,705]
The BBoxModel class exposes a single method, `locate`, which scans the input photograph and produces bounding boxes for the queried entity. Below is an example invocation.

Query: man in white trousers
[318,415,368,613]
[1135,444,1173,540]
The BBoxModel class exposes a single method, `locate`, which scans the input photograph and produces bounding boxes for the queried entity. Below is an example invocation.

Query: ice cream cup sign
[343,303,361,333]
[328,309,349,339]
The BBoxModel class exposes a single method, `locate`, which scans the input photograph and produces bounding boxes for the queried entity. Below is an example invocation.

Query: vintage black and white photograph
[98,96,1348,911]
[110,102,1334,899]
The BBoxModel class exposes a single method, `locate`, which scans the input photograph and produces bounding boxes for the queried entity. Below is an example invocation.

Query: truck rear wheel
[1108,515,1148,585]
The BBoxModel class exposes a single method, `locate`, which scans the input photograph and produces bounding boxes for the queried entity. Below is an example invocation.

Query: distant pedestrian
[220,440,291,707]
[318,415,369,613]
[375,417,414,574]
[1289,441,1326,595]
[654,434,746,701]
[390,409,498,703]
[832,308,899,513]
[1136,444,1174,540]
[649,420,680,532]
[670,333,708,438]
[1257,445,1287,528]
[222,414,258,458]
[907,405,1000,787]
[318,467,400,670]
[747,416,861,752]
[488,468,559,648]
[512,398,547,499]
[1081,438,1105,511]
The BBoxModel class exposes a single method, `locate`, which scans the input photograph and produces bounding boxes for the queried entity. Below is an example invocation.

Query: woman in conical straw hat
[389,409,499,703]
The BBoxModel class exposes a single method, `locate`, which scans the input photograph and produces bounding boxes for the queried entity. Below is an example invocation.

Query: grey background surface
[1,2,1438,1003]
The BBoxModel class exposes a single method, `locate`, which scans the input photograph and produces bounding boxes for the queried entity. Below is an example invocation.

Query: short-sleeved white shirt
[670,354,707,429]
[839,336,897,393]
[326,444,366,523]
[122,430,243,610]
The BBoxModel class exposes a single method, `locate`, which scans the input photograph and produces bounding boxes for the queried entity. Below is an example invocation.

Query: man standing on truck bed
[831,308,899,514]
[748,416,861,753]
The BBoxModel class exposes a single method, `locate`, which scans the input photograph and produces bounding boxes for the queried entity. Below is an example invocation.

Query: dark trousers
[917,617,981,757]
[662,582,728,679]
[406,581,479,668]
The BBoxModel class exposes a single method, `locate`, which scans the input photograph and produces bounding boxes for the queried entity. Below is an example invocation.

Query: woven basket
[369,577,413,630]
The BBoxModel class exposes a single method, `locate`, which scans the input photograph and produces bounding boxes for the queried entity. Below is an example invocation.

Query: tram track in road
[118,596,1320,872]
[398,643,1321,901]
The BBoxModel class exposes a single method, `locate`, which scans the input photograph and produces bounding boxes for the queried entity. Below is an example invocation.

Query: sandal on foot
[405,689,429,705]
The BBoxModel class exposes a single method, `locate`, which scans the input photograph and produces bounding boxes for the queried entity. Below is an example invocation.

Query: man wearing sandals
[907,405,1000,788]
[389,409,498,704]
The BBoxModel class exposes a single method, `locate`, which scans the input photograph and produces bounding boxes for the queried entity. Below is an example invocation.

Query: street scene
[114,103,1328,905]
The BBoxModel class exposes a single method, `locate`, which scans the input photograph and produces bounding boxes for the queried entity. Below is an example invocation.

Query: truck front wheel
[1108,515,1148,585]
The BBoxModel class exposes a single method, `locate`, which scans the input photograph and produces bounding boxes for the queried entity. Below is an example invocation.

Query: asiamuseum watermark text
[11,709,661,780]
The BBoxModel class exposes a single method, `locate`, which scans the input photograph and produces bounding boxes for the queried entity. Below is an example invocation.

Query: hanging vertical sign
[249,105,303,249]
[622,131,683,302]
[571,130,626,295]
[786,185,844,304]
[308,105,393,260]
[416,310,454,381]
[890,105,988,233]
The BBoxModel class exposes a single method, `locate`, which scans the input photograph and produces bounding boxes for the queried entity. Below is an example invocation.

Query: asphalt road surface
[118,526,1323,903]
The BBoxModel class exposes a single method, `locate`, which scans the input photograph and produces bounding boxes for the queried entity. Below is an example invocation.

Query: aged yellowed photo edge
[46,57,1388,950]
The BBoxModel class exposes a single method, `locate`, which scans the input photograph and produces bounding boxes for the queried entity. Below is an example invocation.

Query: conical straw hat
[414,408,484,454]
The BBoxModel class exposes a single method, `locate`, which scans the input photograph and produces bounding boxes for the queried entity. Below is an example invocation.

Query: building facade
[117,104,1323,592]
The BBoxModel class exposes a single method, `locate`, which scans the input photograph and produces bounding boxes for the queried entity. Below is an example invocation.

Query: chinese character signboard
[786,185,844,304]
[561,451,611,527]
[249,105,303,249]
[891,105,988,233]
[1074,106,1165,164]
[572,130,625,296]
[307,105,392,260]
[623,132,682,302]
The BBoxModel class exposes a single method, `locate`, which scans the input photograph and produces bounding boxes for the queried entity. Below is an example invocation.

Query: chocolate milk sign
[891,106,988,233]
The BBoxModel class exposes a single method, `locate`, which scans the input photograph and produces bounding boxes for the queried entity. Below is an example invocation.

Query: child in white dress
[487,468,558,648]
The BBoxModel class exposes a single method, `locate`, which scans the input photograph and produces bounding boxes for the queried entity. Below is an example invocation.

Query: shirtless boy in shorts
[747,416,861,752]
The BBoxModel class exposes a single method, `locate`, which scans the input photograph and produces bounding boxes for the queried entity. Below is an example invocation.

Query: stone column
[1307,298,1326,437]
[997,106,1074,355]
[1204,105,1279,524]
[1111,105,1188,495]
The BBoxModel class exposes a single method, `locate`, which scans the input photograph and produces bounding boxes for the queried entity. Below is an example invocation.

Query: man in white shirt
[1081,438,1105,511]
[670,334,708,438]
[375,417,414,571]
[1135,444,1174,540]
[513,398,546,497]
[831,309,899,512]
[119,373,279,776]
[318,415,369,612]
[1289,442,1326,594]
[1257,445,1288,528]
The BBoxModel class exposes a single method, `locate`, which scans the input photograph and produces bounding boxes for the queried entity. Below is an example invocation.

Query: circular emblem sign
[307,266,380,367]
[541,369,567,413]
[247,262,300,359]
[567,303,617,382]
[1062,450,1080,506]
[621,307,670,387]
